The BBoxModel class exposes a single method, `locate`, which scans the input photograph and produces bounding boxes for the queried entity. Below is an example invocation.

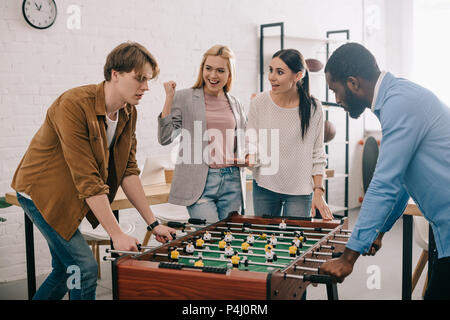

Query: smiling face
[202,55,230,96]
[326,72,368,119]
[268,57,302,95]
[113,62,153,106]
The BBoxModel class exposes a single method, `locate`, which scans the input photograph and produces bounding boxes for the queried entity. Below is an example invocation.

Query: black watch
[147,220,160,231]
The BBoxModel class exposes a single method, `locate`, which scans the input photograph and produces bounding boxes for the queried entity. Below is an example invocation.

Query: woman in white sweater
[246,49,333,220]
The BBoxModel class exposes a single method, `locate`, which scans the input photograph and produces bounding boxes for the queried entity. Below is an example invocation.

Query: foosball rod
[283,273,335,285]
[177,242,305,256]
[208,234,316,249]
[225,221,352,234]
[175,246,296,261]
[208,235,336,250]
[105,248,142,256]
[216,225,351,239]
[153,252,287,269]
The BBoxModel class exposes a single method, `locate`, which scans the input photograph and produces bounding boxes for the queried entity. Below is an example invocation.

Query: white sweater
[246,91,327,195]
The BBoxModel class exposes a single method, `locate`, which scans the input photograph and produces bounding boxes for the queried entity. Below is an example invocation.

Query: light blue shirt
[346,72,450,258]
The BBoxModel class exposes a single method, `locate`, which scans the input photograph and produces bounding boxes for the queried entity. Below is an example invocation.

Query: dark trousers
[424,254,450,300]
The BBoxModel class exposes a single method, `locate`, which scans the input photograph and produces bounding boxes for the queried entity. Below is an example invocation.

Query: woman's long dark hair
[272,49,317,139]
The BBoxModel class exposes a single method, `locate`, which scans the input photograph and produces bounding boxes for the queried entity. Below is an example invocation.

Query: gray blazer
[158,87,247,207]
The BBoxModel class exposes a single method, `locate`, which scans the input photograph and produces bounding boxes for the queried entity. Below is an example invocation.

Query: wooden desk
[5,184,171,300]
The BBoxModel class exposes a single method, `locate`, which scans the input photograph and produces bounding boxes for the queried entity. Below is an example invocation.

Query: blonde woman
[158,45,247,222]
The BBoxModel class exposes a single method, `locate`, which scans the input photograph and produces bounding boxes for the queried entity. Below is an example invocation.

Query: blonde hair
[192,45,236,93]
[104,42,160,81]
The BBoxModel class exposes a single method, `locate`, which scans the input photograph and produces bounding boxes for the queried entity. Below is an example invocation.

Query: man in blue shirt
[321,43,450,300]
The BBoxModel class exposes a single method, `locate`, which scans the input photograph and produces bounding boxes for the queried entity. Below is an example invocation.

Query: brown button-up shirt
[11,82,140,240]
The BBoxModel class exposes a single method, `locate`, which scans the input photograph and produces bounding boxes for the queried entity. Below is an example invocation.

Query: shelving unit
[259,22,349,217]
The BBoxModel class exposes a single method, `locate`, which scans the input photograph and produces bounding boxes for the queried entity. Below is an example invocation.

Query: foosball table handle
[302,274,334,284]
[188,218,208,225]
[167,221,185,228]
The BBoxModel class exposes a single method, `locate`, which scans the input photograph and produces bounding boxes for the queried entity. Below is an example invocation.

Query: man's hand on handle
[320,248,360,283]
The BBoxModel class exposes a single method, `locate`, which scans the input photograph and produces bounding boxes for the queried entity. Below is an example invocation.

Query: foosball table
[105,212,350,300]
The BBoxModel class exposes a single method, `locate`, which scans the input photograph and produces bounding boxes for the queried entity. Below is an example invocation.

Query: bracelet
[147,220,160,231]
[313,186,325,193]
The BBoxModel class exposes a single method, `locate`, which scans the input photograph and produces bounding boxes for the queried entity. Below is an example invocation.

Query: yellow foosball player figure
[289,245,299,257]
[218,238,227,251]
[264,243,273,252]
[259,233,267,240]
[195,237,205,249]
[170,247,180,262]
[231,253,240,268]
[194,257,204,267]
[241,241,250,253]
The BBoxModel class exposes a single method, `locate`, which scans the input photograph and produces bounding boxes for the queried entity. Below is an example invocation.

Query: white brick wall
[0,0,377,282]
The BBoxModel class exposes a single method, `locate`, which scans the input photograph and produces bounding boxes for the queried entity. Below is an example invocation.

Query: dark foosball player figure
[321,43,450,300]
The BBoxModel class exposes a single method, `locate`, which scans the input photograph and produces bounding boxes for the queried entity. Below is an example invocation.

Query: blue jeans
[252,180,313,218]
[17,193,98,300]
[187,167,242,222]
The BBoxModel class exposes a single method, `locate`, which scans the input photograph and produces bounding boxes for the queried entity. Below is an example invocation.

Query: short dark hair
[325,43,380,83]
[104,42,159,81]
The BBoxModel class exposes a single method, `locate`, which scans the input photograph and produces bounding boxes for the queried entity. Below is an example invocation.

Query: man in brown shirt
[11,42,175,300]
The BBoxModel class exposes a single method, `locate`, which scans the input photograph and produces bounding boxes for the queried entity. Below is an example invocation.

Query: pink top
[204,93,236,168]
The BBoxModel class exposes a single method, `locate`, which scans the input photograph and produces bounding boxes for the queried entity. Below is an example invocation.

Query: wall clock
[22,0,57,29]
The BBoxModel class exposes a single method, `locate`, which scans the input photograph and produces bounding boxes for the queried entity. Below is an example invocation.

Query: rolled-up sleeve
[51,98,109,199]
